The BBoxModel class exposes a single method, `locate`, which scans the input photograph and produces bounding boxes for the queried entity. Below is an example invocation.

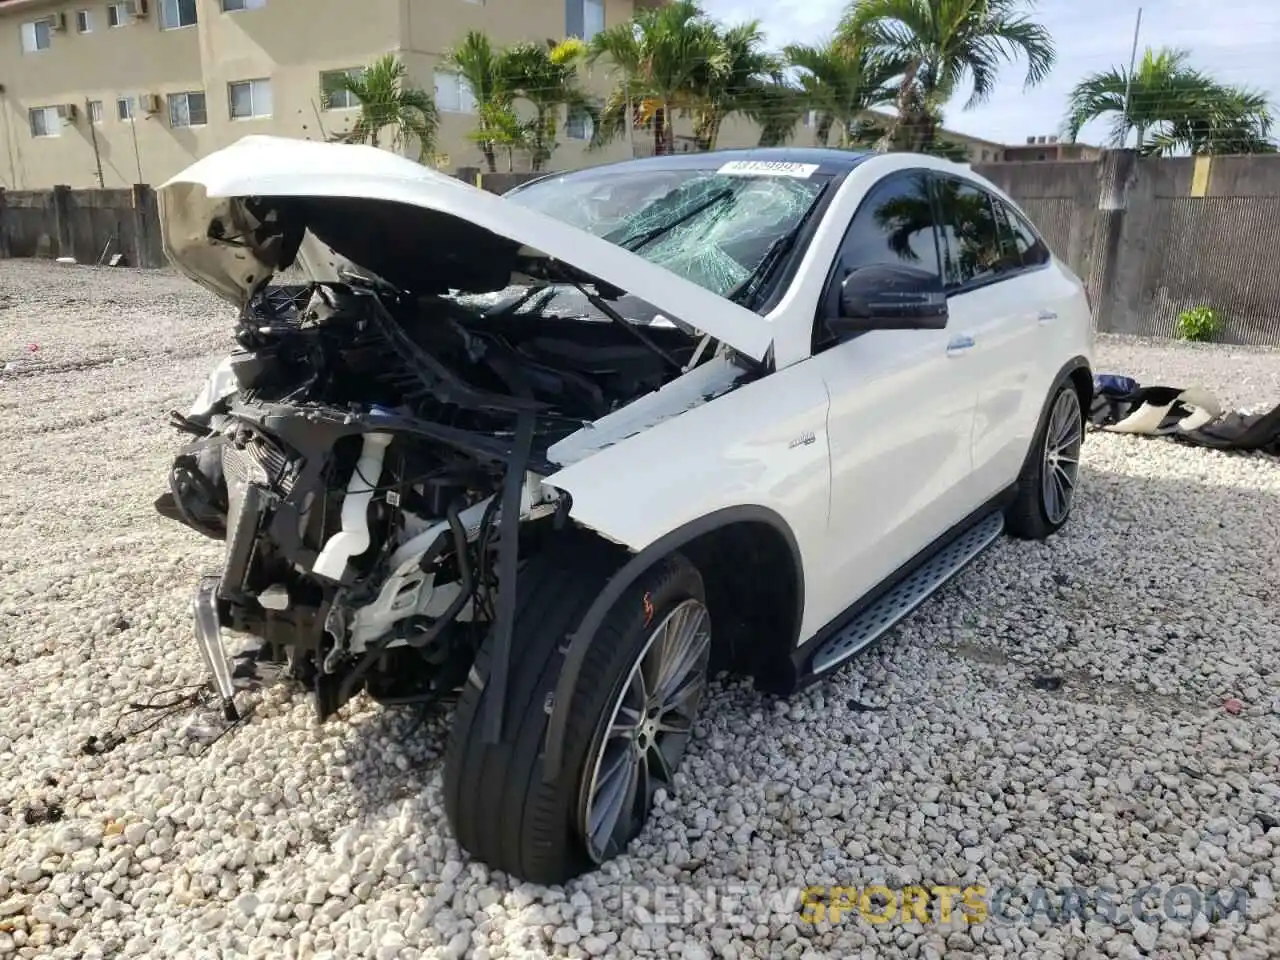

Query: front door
[806,170,979,630]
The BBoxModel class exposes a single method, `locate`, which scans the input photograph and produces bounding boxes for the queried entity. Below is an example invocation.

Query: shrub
[1176,306,1224,342]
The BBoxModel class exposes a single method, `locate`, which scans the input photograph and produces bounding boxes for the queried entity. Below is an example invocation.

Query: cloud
[701,0,1277,145]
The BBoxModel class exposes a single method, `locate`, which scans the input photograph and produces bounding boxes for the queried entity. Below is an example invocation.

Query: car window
[992,203,1024,273]
[1001,201,1051,268]
[933,176,1006,289]
[833,171,942,281]
[506,168,828,304]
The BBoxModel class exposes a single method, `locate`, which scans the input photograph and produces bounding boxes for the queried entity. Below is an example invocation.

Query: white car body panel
[808,328,978,626]
[173,141,1094,653]
[157,135,774,363]
[544,357,835,641]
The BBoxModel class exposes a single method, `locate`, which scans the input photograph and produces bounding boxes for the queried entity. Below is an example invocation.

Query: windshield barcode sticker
[717,160,820,179]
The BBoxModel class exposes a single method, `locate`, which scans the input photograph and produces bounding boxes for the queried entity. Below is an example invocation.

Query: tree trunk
[816,114,834,148]
[707,113,723,152]
[483,142,498,173]
[654,105,666,155]
[663,100,676,155]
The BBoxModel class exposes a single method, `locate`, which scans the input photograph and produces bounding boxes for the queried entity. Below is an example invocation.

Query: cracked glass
[507,168,826,302]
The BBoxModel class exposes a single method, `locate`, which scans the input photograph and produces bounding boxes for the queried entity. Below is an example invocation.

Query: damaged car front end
[153,137,823,737]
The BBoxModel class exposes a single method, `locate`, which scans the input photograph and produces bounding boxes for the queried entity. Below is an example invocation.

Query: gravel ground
[1,260,1278,960]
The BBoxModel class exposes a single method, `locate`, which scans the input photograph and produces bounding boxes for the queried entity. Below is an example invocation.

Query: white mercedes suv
[156,136,1093,884]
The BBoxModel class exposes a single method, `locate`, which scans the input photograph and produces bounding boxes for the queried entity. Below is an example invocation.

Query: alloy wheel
[1042,388,1083,525]
[580,598,712,864]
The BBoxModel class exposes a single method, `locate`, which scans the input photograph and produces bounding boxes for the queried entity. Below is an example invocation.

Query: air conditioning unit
[126,0,150,18]
[1048,135,1059,144]
[141,93,162,114]
[56,103,79,122]
[1025,136,1036,144]
[49,12,68,31]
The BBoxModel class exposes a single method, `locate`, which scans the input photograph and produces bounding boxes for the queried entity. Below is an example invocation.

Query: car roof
[567,147,876,178]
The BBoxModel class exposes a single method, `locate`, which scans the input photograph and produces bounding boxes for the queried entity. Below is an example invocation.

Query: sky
[700,0,1279,147]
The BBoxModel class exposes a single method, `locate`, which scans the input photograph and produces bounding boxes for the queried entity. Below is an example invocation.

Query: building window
[223,0,266,9]
[29,106,60,138]
[88,100,104,123]
[117,96,137,120]
[566,106,594,141]
[76,9,93,32]
[107,3,129,27]
[169,91,208,127]
[160,0,198,29]
[20,19,53,52]
[565,0,604,41]
[433,71,475,114]
[320,68,364,111]
[229,78,273,119]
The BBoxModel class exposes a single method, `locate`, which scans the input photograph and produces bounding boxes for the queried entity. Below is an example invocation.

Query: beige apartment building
[0,0,658,189]
[0,0,1082,191]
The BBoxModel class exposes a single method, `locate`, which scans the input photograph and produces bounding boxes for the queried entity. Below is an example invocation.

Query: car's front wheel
[443,538,712,884]
[1006,380,1084,539]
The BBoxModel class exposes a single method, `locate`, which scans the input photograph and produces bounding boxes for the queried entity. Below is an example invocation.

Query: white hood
[157,136,774,363]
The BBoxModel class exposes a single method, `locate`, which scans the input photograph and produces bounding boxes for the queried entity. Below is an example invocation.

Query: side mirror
[831,262,949,335]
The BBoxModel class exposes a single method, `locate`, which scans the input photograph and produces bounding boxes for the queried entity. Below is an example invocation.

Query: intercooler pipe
[312,431,394,581]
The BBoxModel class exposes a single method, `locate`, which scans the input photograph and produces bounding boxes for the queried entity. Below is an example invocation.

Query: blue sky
[700,0,1278,146]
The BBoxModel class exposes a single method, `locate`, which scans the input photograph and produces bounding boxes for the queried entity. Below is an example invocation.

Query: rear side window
[1000,201,1051,268]
[933,176,1006,288]
[832,171,942,280]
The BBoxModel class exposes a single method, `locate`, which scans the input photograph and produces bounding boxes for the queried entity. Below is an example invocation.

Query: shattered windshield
[505,166,828,301]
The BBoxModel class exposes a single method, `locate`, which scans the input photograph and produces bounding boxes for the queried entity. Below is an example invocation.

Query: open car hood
[157,136,774,363]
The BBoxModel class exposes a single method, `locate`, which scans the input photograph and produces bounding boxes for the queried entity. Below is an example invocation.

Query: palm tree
[589,0,721,155]
[687,20,785,151]
[784,38,897,148]
[467,102,534,172]
[751,81,808,147]
[837,0,1055,154]
[1064,46,1274,156]
[501,38,595,171]
[328,54,439,162]
[444,31,513,172]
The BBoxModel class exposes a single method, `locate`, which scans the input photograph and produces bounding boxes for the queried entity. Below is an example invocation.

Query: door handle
[1037,309,1058,323]
[946,334,976,356]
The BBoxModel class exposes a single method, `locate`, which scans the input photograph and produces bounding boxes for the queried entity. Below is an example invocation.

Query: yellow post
[1190,156,1212,198]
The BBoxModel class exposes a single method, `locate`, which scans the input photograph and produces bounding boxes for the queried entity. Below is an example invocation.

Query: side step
[810,510,1005,675]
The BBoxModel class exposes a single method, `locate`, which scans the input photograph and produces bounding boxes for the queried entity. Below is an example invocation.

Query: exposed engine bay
[157,268,752,723]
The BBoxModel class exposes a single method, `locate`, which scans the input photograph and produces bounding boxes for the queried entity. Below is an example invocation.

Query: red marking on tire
[643,592,654,627]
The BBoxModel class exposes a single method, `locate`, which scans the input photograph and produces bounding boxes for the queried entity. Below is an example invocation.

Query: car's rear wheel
[1006,381,1084,540]
[443,539,711,884]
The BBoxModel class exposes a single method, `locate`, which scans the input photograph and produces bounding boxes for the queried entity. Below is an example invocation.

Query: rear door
[806,170,979,627]
[931,174,1043,506]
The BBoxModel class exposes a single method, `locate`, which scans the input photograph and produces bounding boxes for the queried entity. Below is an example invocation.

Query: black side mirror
[831,262,949,335]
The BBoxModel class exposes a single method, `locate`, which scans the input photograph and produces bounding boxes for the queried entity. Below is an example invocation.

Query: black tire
[1005,379,1085,540]
[442,535,708,884]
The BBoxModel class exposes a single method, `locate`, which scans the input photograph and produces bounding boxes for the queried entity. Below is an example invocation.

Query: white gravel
[2,260,1279,960]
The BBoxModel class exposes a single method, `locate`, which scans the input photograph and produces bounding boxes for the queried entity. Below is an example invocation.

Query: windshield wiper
[614,188,736,253]
[727,230,798,309]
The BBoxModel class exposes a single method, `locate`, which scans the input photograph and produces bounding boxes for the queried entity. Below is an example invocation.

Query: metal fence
[978,153,1280,345]
[1135,196,1280,345]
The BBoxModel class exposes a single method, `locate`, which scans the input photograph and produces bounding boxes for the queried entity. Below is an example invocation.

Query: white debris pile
[0,259,1278,960]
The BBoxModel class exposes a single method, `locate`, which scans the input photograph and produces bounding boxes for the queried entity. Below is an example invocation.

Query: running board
[810,511,1005,675]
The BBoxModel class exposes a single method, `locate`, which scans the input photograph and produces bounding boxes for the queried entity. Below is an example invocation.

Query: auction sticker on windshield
[717,160,820,178]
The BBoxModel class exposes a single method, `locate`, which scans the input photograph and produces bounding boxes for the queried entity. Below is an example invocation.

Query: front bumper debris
[193,575,240,721]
